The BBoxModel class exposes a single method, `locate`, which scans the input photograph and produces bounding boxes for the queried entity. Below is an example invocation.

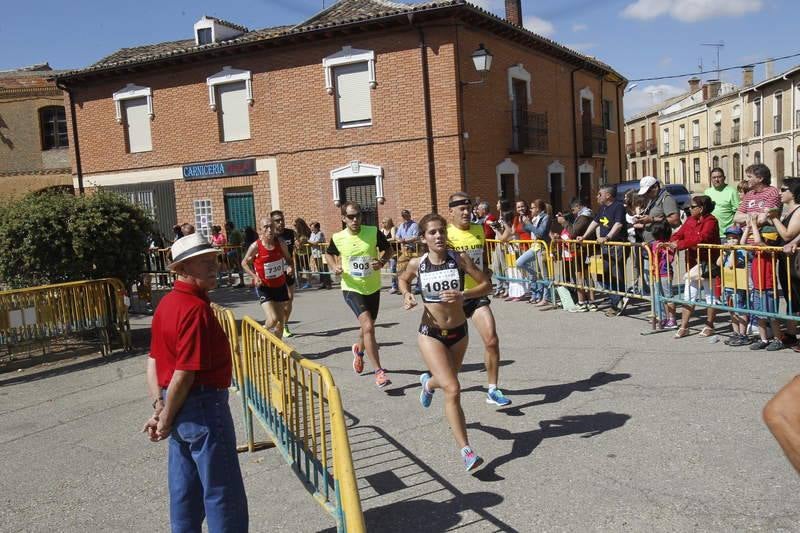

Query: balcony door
[511,79,528,152]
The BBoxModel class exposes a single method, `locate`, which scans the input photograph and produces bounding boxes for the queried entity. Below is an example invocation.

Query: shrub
[0,190,152,289]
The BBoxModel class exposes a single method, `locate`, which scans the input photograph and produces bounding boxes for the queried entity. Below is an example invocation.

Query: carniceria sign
[182,158,256,181]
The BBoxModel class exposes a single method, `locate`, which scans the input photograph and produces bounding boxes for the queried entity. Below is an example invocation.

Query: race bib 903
[348,256,372,277]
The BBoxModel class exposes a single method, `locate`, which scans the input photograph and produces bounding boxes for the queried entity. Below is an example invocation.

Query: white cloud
[623,84,685,118]
[621,0,762,22]
[523,16,555,37]
[565,42,596,52]
[572,23,587,32]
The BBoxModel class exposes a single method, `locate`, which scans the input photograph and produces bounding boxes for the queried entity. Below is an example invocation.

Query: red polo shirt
[149,280,232,389]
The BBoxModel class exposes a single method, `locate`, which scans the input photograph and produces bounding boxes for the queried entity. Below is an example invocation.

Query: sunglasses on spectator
[690,204,701,209]
[345,213,361,220]
[781,187,790,192]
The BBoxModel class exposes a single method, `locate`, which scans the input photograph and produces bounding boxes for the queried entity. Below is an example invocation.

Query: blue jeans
[389,257,398,290]
[516,247,549,300]
[602,245,625,306]
[168,389,248,533]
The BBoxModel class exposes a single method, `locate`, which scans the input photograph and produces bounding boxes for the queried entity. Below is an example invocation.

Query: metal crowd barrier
[654,243,800,323]
[0,278,131,356]
[237,315,364,532]
[550,239,655,320]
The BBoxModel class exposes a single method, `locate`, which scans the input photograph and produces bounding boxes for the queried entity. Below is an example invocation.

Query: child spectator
[743,217,783,350]
[649,220,676,328]
[718,226,750,346]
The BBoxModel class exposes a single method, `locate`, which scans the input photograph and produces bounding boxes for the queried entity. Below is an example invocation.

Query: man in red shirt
[142,232,248,532]
[475,201,496,239]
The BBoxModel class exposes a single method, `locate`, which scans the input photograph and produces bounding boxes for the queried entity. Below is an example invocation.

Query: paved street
[2,285,800,532]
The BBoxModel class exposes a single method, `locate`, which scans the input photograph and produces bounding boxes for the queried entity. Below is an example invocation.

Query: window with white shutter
[334,62,372,128]
[123,97,153,153]
[217,81,250,142]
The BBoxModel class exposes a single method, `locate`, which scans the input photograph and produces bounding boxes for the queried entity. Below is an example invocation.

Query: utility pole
[701,41,725,79]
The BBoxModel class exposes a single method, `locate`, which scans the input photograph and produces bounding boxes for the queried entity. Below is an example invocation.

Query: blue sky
[1,0,798,117]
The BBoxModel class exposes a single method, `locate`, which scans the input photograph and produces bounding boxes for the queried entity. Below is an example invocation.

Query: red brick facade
[60,8,625,237]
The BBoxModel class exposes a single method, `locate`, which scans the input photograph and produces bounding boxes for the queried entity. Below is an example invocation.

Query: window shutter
[124,97,152,152]
[334,62,372,126]
[218,81,251,141]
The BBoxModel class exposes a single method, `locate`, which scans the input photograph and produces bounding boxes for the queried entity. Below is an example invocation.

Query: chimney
[505,0,522,27]
[765,58,774,79]
[707,79,721,99]
[702,84,709,101]
[688,77,701,92]
[742,65,754,87]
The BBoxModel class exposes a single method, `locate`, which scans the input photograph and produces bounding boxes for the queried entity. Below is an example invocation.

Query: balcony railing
[581,125,607,157]
[663,142,670,155]
[731,127,740,142]
[713,130,721,146]
[774,115,782,133]
[636,140,645,153]
[626,142,635,154]
[679,140,686,151]
[511,111,549,153]
[692,136,700,149]
[646,139,657,152]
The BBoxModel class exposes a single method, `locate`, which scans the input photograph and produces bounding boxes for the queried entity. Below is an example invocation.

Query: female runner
[398,213,492,472]
[241,218,293,339]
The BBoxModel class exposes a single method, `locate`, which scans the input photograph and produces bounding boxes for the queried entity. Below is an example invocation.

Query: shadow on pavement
[319,423,517,532]
[468,411,631,482]
[463,372,631,417]
[305,341,403,361]
[299,322,399,339]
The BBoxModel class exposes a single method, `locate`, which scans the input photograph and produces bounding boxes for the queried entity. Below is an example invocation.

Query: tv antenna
[701,41,725,79]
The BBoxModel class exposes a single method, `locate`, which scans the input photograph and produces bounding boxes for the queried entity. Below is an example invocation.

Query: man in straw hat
[142,232,248,532]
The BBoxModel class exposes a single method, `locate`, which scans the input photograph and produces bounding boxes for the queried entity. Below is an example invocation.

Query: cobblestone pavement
[1,285,799,532]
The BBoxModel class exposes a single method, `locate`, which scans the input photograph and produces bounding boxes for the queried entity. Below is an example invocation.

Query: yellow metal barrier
[0,278,131,355]
[238,315,364,532]
[549,239,656,320]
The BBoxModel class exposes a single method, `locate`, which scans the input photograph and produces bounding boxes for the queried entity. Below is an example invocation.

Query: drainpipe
[410,14,438,212]
[454,23,467,193]
[56,81,84,195]
[785,74,795,175]
[616,81,625,183]
[570,65,582,203]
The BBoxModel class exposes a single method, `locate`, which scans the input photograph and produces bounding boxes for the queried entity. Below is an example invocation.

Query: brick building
[56,0,626,239]
[0,63,73,198]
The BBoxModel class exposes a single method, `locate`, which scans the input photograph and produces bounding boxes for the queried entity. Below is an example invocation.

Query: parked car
[614,180,691,210]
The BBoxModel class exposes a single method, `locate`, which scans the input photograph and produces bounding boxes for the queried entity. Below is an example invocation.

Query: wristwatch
[152,398,163,409]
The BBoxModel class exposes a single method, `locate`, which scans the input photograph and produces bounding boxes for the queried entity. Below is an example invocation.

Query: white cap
[167,233,219,270]
[638,176,659,195]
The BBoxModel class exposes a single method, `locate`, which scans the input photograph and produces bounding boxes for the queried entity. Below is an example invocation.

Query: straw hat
[167,233,219,270]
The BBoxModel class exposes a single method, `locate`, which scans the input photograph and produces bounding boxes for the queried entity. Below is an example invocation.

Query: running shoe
[419,373,434,408]
[661,319,678,330]
[568,303,589,313]
[461,447,484,472]
[352,343,364,374]
[283,326,294,338]
[486,388,511,406]
[374,369,391,389]
[750,340,770,350]
[300,283,312,289]
[587,302,599,312]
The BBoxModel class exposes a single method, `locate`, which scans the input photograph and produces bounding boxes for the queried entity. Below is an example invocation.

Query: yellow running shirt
[447,223,485,289]
[330,225,382,295]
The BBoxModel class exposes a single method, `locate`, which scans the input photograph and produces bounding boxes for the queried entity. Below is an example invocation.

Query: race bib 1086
[419,268,461,302]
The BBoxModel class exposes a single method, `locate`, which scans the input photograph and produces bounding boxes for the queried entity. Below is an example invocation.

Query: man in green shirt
[326,202,394,389]
[704,167,740,238]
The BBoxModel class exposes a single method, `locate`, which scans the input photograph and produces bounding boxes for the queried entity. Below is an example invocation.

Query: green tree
[0,190,152,289]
